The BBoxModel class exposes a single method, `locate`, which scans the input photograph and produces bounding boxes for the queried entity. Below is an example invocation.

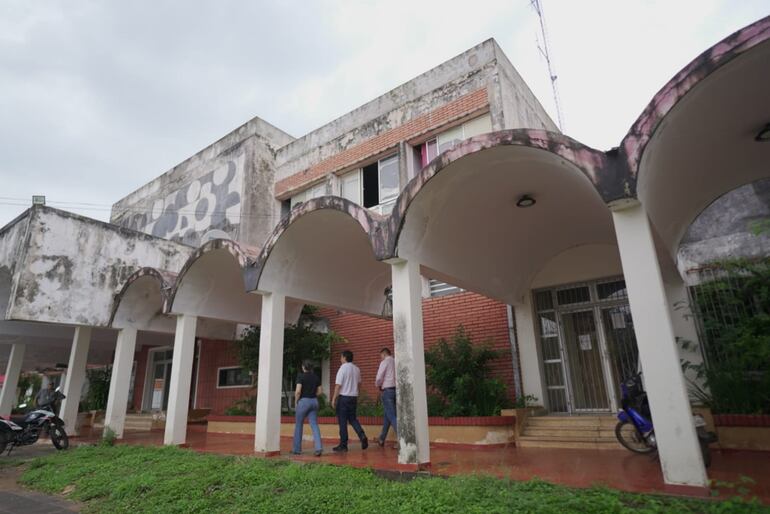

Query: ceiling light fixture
[755,123,770,142]
[516,194,536,208]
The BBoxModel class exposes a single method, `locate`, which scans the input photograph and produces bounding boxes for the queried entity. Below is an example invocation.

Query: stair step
[517,438,623,450]
[523,427,617,438]
[526,417,616,427]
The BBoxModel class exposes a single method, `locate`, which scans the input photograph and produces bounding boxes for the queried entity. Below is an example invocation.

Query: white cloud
[0,0,767,226]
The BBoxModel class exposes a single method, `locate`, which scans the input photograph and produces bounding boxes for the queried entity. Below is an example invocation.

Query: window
[416,113,492,168]
[217,367,251,388]
[339,154,399,214]
[290,182,326,209]
[429,279,463,297]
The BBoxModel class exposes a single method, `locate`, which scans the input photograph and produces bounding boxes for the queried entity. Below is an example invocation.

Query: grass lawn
[16,445,767,513]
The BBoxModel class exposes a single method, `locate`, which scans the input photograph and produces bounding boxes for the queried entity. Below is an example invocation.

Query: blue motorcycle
[615,373,717,467]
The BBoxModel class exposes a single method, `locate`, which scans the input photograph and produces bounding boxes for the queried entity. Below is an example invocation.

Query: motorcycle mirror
[55,386,61,393]
[18,403,27,409]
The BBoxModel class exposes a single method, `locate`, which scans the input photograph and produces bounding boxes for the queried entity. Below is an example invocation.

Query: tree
[234,306,342,413]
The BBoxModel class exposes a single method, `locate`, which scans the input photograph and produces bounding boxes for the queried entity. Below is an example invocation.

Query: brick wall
[275,88,489,198]
[194,339,253,416]
[320,291,516,401]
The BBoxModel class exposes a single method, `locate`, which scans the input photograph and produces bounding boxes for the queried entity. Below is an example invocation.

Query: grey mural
[118,154,244,246]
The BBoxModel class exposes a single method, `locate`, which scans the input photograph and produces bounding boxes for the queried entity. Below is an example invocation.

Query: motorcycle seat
[9,416,29,427]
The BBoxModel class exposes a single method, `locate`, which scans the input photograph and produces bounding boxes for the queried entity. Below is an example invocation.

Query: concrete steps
[123,414,154,432]
[518,415,623,450]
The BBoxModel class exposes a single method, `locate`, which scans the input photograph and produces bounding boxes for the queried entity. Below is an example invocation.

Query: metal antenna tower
[531,0,564,130]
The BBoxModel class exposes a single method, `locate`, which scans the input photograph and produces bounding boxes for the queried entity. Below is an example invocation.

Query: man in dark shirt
[292,360,323,456]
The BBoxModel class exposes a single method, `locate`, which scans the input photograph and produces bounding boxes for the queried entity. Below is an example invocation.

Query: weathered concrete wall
[274,38,559,204]
[8,206,194,326]
[491,41,559,132]
[0,210,31,319]
[111,117,294,248]
[678,178,770,274]
[275,40,501,186]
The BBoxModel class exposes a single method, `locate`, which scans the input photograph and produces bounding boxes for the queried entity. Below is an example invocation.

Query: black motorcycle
[0,388,69,455]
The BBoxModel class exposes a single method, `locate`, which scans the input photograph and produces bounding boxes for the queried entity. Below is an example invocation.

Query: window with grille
[429,279,463,297]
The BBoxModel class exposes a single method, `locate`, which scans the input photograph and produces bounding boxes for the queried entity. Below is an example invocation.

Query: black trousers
[336,395,366,445]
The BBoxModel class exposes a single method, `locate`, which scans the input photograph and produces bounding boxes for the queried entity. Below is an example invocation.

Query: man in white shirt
[375,347,397,447]
[331,350,368,452]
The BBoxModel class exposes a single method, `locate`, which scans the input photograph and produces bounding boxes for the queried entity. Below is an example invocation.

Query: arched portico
[389,130,614,305]
[247,198,394,458]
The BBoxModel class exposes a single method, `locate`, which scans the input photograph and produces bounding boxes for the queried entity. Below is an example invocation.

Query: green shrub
[685,259,770,414]
[425,326,510,416]
[83,367,112,411]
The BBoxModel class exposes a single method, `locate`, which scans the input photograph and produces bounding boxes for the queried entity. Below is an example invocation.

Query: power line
[531,0,565,131]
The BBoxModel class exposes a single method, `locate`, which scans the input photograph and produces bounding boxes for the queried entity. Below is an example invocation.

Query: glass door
[560,309,611,411]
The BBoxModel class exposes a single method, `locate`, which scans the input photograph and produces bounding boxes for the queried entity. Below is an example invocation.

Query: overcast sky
[0,1,767,227]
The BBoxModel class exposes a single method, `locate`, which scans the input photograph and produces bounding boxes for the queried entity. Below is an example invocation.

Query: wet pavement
[0,441,80,513]
[70,427,770,503]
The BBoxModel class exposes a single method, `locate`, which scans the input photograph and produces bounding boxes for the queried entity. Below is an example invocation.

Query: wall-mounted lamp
[755,123,770,142]
[516,194,536,208]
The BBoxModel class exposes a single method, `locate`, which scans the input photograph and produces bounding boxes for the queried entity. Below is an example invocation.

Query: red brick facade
[131,292,516,415]
[322,291,516,402]
[275,88,490,199]
[194,340,253,415]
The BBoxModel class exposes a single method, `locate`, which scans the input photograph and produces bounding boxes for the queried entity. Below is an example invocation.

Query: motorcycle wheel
[0,432,9,454]
[615,420,656,454]
[50,425,69,450]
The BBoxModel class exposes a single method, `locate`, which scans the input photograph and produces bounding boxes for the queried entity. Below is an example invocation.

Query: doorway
[143,348,173,411]
[534,278,640,414]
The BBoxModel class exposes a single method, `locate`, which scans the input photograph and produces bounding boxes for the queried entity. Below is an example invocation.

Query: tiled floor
[73,428,770,503]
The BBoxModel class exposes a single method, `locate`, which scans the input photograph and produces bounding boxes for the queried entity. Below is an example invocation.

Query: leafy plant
[83,366,112,412]
[424,326,510,416]
[101,426,117,447]
[16,373,42,408]
[234,305,342,412]
[512,394,539,409]
[684,259,770,414]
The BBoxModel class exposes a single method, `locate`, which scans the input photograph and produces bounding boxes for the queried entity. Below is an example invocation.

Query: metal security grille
[534,278,639,414]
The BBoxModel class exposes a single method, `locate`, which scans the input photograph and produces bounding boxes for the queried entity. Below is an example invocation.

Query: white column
[164,314,197,445]
[0,343,26,417]
[513,293,546,406]
[254,292,285,454]
[612,202,707,488]
[389,258,430,467]
[104,328,137,439]
[59,326,92,435]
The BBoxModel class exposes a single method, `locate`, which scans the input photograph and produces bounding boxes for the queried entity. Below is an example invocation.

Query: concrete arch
[167,239,262,324]
[387,130,617,304]
[250,196,390,317]
[386,129,615,259]
[619,16,770,257]
[110,267,177,332]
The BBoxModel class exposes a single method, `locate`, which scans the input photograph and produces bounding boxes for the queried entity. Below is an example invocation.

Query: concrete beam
[164,315,197,445]
[59,327,91,435]
[612,202,707,489]
[0,343,25,417]
[389,258,430,467]
[254,292,285,455]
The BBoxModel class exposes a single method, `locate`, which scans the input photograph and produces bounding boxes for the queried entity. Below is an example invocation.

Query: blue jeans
[293,398,322,453]
[379,387,397,442]
[336,395,366,446]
